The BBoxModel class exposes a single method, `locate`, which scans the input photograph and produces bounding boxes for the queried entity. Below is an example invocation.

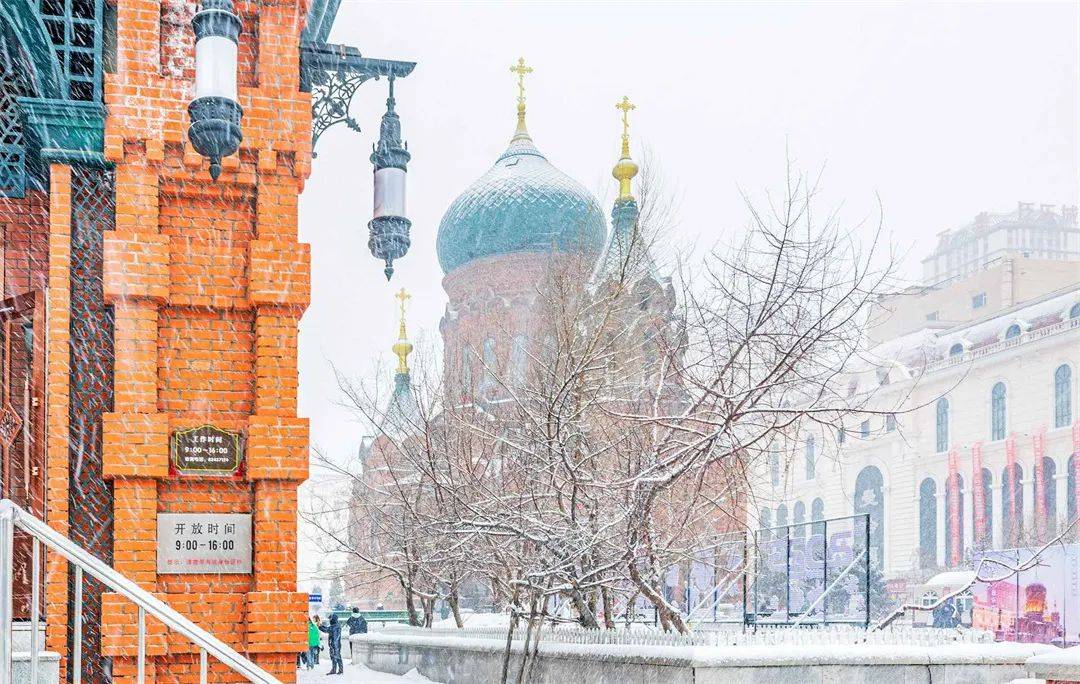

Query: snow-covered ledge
[353,631,1056,684]
[1026,645,1080,683]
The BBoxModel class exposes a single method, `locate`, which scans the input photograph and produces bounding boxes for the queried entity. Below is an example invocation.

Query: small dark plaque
[171,425,243,476]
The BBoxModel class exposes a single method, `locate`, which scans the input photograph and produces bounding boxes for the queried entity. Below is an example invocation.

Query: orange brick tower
[2,0,413,679]
[95,0,313,679]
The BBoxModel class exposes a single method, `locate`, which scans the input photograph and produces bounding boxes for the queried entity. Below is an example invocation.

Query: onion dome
[435,59,606,275]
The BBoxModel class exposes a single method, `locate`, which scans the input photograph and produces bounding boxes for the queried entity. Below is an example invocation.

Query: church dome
[436,132,606,275]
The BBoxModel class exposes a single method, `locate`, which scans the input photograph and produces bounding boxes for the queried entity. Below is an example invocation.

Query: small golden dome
[614,96,638,200]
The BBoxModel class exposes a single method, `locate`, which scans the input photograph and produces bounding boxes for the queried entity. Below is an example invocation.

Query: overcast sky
[295,1,1079,581]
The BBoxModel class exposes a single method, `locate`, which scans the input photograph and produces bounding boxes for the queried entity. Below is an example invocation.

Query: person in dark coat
[345,608,368,658]
[319,613,344,675]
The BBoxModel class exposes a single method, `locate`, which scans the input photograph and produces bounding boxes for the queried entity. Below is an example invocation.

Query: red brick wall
[0,190,50,298]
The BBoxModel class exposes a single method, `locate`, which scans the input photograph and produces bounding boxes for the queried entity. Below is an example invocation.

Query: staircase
[0,499,281,683]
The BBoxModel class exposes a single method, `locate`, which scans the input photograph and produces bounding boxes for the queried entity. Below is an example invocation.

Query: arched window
[478,337,498,396]
[945,473,964,567]
[776,504,789,532]
[460,346,473,395]
[1004,323,1022,340]
[949,343,964,358]
[936,398,949,452]
[1002,463,1023,546]
[1054,364,1072,429]
[769,443,780,487]
[854,466,885,568]
[978,468,993,549]
[1070,302,1080,320]
[1038,457,1057,539]
[793,501,807,538]
[919,478,937,569]
[759,508,772,542]
[804,435,816,480]
[509,334,528,387]
[991,382,1007,440]
[811,498,825,536]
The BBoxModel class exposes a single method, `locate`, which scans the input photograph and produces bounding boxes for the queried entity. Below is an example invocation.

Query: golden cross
[395,287,411,322]
[510,57,533,103]
[616,96,636,139]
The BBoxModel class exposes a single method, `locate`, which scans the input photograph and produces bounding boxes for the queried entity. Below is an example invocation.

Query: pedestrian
[319,612,344,675]
[346,607,368,658]
[308,616,321,668]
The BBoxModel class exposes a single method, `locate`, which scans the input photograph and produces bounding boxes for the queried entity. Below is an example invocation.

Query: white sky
[295,1,1079,581]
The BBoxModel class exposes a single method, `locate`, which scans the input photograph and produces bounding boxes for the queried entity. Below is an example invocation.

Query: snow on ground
[295,661,441,683]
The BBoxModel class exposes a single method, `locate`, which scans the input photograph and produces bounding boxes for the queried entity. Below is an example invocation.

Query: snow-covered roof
[921,570,976,590]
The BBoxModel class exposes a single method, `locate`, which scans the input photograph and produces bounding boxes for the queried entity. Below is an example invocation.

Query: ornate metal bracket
[300,42,415,156]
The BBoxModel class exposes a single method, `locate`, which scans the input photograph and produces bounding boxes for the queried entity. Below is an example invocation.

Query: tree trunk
[629,557,687,633]
[422,597,435,627]
[449,586,464,628]
[600,585,615,630]
[403,585,421,627]
[567,586,600,629]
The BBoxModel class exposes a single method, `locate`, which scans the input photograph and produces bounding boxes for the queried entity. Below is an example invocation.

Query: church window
[936,398,949,452]
[860,420,870,438]
[509,334,528,387]
[804,435,816,480]
[1054,364,1072,428]
[1070,302,1080,320]
[1038,457,1057,538]
[991,382,1007,440]
[480,337,497,394]
[886,414,896,432]
[972,293,986,309]
[811,498,825,536]
[793,501,807,538]
[768,443,780,487]
[949,343,964,357]
[1004,323,1022,340]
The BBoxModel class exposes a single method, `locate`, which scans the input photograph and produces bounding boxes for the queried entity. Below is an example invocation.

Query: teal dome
[436,131,606,275]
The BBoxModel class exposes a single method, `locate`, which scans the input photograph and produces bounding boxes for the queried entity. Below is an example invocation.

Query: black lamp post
[188,0,243,181]
[368,77,411,280]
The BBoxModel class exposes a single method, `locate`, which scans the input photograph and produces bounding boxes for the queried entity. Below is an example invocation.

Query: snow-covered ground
[295,661,440,683]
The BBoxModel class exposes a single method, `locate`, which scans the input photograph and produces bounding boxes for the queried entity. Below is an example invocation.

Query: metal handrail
[0,499,280,684]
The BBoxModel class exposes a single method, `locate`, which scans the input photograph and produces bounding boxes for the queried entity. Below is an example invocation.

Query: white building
[756,204,1080,587]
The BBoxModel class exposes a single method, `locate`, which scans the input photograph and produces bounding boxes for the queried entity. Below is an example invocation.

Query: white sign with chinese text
[156,513,252,574]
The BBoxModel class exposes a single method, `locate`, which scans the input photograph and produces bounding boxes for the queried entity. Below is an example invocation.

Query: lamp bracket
[300,42,416,156]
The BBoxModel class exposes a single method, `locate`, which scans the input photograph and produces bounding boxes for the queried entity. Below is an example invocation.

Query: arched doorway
[854,466,885,568]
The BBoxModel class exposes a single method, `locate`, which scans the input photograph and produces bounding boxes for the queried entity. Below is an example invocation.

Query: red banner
[1033,427,1046,541]
[972,442,985,547]
[948,449,961,566]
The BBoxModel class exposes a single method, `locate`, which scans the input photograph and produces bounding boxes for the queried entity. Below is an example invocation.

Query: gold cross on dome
[395,287,411,321]
[616,96,636,138]
[510,57,533,103]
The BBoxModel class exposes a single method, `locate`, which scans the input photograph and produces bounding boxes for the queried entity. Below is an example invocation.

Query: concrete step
[12,622,48,652]
[13,650,60,684]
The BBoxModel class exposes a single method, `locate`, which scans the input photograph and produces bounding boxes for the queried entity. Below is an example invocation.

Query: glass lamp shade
[195,36,238,101]
[373,167,406,218]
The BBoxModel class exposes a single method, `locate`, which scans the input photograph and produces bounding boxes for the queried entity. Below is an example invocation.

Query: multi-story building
[757,204,1080,589]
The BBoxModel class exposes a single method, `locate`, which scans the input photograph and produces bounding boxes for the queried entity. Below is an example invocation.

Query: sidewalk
[296,661,439,683]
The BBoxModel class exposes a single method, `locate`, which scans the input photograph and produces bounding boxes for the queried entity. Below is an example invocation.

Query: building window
[1070,302,1080,320]
[926,311,939,322]
[460,347,473,395]
[837,427,846,444]
[793,501,807,537]
[509,334,528,387]
[811,498,825,536]
[1054,364,1072,428]
[886,414,896,432]
[479,336,497,395]
[1004,323,1022,340]
[769,443,780,487]
[860,420,870,438]
[854,466,885,569]
[759,508,772,539]
[1038,457,1057,539]
[936,398,949,452]
[776,504,788,532]
[804,435,816,480]
[949,343,964,358]
[972,293,986,309]
[919,478,937,569]
[991,382,1007,440]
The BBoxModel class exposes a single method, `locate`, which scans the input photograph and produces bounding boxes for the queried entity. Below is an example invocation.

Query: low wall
[352,631,1054,684]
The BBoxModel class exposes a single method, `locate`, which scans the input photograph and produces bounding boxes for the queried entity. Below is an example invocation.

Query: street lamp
[188,0,242,181]
[368,77,411,280]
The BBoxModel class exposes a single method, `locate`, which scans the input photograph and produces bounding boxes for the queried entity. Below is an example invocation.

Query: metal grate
[0,64,29,198]
[34,0,104,101]
[68,166,115,682]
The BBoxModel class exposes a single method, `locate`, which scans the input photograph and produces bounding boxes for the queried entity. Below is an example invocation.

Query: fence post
[864,513,871,628]
[822,519,828,624]
[785,525,791,622]
[0,502,14,683]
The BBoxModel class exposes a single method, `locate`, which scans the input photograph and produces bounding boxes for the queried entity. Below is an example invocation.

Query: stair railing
[0,499,280,683]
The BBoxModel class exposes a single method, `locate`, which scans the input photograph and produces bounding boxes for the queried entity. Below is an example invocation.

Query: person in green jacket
[306,616,321,669]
